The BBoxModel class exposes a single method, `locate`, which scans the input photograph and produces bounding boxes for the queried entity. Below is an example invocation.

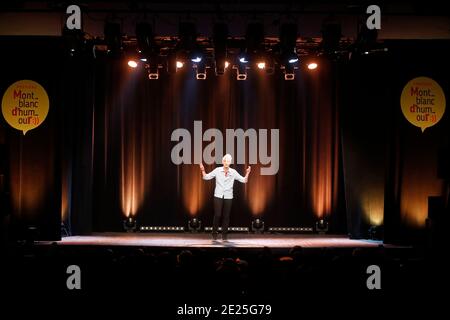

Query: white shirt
[203,166,247,199]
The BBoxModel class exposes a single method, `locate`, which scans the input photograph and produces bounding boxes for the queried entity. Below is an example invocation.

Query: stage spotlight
[196,73,206,80]
[237,72,247,80]
[215,59,225,75]
[178,21,197,52]
[136,22,154,54]
[147,64,159,80]
[62,26,85,57]
[315,219,329,234]
[284,73,294,80]
[166,53,178,74]
[283,63,295,80]
[191,56,202,63]
[354,22,378,56]
[213,22,228,75]
[176,61,184,69]
[245,22,265,55]
[215,60,229,75]
[280,51,299,77]
[279,23,299,79]
[235,54,249,80]
[321,17,342,55]
[188,218,202,232]
[192,51,206,79]
[148,72,159,80]
[104,22,122,55]
[307,62,318,70]
[233,21,261,76]
[234,64,247,80]
[265,56,275,75]
[128,60,138,68]
[190,48,205,68]
[178,20,205,73]
[280,23,297,53]
[125,46,141,69]
[281,50,299,64]
[251,218,265,233]
[279,22,298,67]
[123,216,137,232]
[195,64,207,80]
[239,55,249,64]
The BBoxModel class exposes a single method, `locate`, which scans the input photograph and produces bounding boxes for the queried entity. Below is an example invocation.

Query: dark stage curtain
[384,41,450,244]
[341,40,450,242]
[0,37,62,240]
[89,57,344,232]
[60,53,97,235]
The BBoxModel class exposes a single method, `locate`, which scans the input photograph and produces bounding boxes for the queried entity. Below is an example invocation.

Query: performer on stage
[199,154,251,241]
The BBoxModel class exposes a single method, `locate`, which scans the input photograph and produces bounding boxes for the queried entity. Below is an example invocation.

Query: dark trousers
[213,197,232,235]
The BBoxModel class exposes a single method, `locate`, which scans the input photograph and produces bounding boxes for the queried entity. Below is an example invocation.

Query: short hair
[222,154,232,162]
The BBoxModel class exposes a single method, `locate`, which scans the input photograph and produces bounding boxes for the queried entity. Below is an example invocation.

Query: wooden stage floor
[55,232,385,249]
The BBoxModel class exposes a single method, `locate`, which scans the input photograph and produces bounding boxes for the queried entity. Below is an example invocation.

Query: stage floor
[56,232,385,249]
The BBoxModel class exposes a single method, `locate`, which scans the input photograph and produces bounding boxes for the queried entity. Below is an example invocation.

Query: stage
[54,232,385,249]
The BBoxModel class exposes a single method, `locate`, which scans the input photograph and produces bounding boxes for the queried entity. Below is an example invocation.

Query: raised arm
[235,166,251,183]
[200,164,216,180]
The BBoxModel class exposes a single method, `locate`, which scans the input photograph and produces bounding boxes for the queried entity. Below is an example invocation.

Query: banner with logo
[1,79,49,135]
[400,76,446,132]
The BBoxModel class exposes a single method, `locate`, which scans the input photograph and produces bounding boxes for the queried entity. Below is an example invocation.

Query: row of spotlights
[128,60,318,70]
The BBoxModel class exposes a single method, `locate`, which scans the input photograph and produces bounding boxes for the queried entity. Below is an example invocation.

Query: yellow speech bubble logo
[400,76,446,133]
[1,80,49,135]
